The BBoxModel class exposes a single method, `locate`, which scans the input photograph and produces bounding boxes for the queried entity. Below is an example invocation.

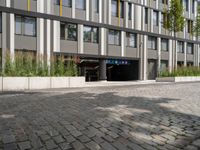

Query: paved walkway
[0,82,200,150]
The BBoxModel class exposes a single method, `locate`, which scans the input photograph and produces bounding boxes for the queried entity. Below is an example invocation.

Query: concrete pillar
[53,20,60,52]
[150,9,153,32]
[99,59,107,81]
[37,0,44,61]
[2,12,7,72]
[100,28,106,55]
[108,0,111,24]
[135,5,142,30]
[46,0,51,72]
[168,39,173,72]
[78,24,84,54]
[121,31,125,57]
[72,0,75,18]
[174,40,178,69]
[99,0,102,23]
[131,3,134,29]
[140,35,147,80]
[157,37,161,75]
[124,2,128,28]
[86,0,89,21]
[184,42,187,67]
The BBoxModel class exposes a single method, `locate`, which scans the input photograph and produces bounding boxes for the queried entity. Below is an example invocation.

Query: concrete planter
[156,76,200,82]
[0,76,85,91]
[29,77,51,90]
[2,77,29,91]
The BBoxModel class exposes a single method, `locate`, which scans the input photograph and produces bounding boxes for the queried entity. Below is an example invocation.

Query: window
[15,15,36,36]
[148,36,157,50]
[161,38,168,51]
[94,0,99,13]
[15,16,22,35]
[162,0,168,4]
[111,0,124,18]
[108,30,121,45]
[145,8,148,24]
[128,3,132,20]
[76,0,86,10]
[24,17,36,36]
[183,0,189,11]
[126,33,137,48]
[187,43,193,54]
[192,0,195,13]
[60,22,77,41]
[153,10,158,26]
[177,41,184,53]
[83,26,98,43]
[187,20,193,33]
[0,13,2,33]
[55,0,72,7]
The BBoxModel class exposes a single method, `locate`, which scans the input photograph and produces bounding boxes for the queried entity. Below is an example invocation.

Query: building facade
[0,0,199,81]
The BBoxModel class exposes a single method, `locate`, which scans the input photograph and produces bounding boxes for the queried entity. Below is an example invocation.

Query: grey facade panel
[153,26,159,34]
[125,47,138,58]
[161,51,169,60]
[111,17,124,27]
[76,10,86,20]
[0,0,5,6]
[13,0,27,11]
[107,45,121,57]
[128,20,132,29]
[0,33,2,48]
[15,35,37,50]
[177,53,185,61]
[148,49,157,59]
[187,54,194,62]
[60,40,78,53]
[62,7,72,18]
[54,5,60,16]
[84,43,99,55]
[93,14,99,23]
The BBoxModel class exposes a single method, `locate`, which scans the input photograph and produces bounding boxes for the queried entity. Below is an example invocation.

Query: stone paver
[0,82,200,150]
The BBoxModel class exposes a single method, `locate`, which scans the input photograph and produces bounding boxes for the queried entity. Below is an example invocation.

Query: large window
[153,10,158,26]
[177,41,184,53]
[0,13,2,33]
[183,0,189,11]
[94,0,99,13]
[83,26,98,43]
[126,33,137,48]
[148,36,157,50]
[161,38,168,51]
[187,43,194,54]
[76,0,86,10]
[60,22,77,41]
[187,20,193,33]
[111,0,124,18]
[15,15,36,36]
[108,30,121,45]
[128,3,132,20]
[55,0,72,7]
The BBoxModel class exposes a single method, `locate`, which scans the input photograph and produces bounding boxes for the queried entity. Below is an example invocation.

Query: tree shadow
[0,91,200,149]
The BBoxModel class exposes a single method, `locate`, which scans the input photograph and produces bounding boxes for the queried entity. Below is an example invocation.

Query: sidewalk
[85,80,157,87]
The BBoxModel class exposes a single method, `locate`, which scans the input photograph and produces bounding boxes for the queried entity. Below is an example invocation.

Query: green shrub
[160,66,200,77]
[2,52,78,77]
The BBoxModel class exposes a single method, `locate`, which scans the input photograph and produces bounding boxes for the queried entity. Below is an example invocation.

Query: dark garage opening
[107,60,139,81]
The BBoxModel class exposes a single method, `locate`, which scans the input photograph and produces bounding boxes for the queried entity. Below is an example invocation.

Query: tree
[165,0,185,70]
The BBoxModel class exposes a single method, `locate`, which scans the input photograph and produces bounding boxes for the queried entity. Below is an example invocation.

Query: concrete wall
[0,77,86,91]
[60,40,78,53]
[15,35,37,51]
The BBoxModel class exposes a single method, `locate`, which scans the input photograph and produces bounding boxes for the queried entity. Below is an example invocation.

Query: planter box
[29,77,51,90]
[51,77,70,89]
[0,76,85,91]
[156,76,200,82]
[2,77,29,91]
[69,77,85,87]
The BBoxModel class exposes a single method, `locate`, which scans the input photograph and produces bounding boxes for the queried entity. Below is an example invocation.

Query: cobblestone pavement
[0,82,200,150]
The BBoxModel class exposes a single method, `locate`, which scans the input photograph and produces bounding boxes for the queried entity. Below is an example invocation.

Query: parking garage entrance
[77,58,139,82]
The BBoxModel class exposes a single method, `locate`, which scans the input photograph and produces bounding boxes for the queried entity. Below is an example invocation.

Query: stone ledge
[0,77,85,91]
[156,77,200,82]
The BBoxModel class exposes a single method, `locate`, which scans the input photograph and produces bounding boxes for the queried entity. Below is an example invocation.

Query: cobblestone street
[0,82,200,150]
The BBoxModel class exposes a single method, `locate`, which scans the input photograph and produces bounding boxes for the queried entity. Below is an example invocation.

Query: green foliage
[165,0,185,33]
[160,66,200,77]
[2,52,78,77]
[193,5,200,37]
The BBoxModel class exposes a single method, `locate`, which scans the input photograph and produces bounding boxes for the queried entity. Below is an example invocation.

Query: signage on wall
[106,59,130,65]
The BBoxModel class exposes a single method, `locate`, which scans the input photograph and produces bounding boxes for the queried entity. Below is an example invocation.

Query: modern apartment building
[0,0,199,81]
